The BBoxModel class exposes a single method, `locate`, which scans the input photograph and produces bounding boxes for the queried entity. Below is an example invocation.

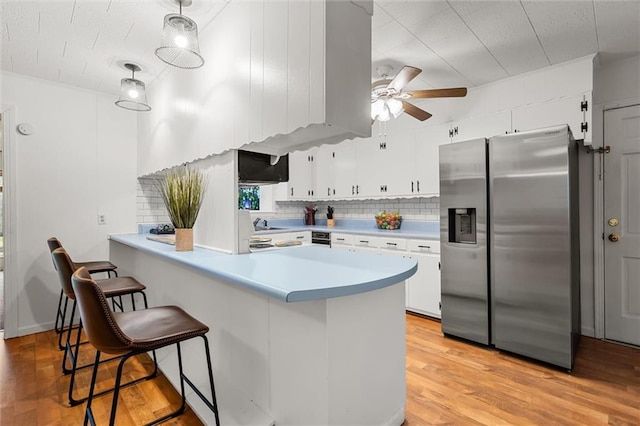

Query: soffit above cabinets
[1,0,639,96]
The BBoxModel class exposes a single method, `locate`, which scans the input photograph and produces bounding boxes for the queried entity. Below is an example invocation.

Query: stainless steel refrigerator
[439,125,581,370]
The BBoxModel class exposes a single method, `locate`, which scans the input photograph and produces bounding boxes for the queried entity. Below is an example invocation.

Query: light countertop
[252,219,441,240]
[110,233,417,303]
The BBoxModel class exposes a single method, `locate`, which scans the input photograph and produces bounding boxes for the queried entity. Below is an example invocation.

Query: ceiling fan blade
[387,66,422,92]
[406,87,467,99]
[402,101,432,121]
[372,78,392,90]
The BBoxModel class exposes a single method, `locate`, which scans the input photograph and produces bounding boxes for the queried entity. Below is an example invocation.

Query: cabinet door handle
[352,185,355,195]
[291,188,293,196]
[418,245,431,249]
[328,187,331,196]
[416,180,420,192]
[411,181,414,192]
[356,185,359,194]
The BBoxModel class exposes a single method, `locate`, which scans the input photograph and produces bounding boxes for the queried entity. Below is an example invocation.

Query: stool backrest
[71,267,131,355]
[51,248,77,300]
[47,237,62,253]
[47,237,63,270]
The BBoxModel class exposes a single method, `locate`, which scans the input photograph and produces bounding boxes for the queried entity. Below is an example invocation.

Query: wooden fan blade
[402,101,432,121]
[372,78,392,90]
[387,66,422,92]
[406,87,467,99]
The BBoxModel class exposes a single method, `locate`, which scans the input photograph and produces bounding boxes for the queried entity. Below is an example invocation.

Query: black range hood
[238,150,289,185]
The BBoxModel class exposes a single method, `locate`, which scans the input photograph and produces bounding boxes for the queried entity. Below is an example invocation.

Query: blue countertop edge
[110,233,418,303]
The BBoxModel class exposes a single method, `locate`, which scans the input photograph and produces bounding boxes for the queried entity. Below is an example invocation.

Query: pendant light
[115,63,152,112]
[155,0,204,69]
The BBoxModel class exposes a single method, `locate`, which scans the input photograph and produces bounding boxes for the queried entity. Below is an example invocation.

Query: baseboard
[581,326,595,338]
[17,318,80,338]
[18,321,55,337]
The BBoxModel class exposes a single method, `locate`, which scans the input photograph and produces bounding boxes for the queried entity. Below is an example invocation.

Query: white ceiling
[1,0,639,96]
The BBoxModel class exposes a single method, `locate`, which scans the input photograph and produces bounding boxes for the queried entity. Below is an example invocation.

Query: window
[238,186,260,210]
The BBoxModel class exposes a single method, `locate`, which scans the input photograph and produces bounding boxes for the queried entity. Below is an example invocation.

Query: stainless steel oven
[311,231,331,246]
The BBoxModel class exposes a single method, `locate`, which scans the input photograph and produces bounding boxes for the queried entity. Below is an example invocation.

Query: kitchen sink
[254,226,284,231]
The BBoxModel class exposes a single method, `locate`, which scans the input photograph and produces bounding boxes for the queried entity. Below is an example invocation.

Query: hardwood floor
[1,314,639,425]
[0,329,202,425]
[405,314,640,426]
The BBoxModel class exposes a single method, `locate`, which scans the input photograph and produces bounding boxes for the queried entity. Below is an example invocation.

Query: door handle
[608,233,620,242]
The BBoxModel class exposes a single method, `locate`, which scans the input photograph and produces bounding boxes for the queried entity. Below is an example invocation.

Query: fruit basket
[375,211,402,230]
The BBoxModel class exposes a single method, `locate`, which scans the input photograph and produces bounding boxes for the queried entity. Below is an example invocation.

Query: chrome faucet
[253,218,268,228]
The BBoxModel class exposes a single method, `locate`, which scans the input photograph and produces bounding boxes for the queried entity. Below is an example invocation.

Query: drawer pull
[296,236,304,239]
[359,240,369,244]
[337,238,345,241]
[386,242,397,246]
[418,245,431,249]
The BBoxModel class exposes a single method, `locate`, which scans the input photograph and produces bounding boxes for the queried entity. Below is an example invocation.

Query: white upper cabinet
[315,145,336,199]
[276,56,594,202]
[412,123,452,197]
[288,148,316,200]
[138,0,372,176]
[511,93,591,142]
[451,110,512,142]
[333,142,357,198]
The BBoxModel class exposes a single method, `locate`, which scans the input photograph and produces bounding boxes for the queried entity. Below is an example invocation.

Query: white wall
[1,71,138,337]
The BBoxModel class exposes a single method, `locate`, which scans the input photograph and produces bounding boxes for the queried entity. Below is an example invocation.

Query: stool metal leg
[102,337,219,426]
[66,291,157,406]
[84,350,102,426]
[53,290,66,335]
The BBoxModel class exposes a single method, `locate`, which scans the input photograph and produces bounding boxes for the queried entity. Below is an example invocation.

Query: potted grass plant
[158,167,206,251]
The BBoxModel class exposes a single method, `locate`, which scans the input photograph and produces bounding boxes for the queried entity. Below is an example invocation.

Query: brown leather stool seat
[72,267,220,426]
[51,248,154,406]
[47,237,118,337]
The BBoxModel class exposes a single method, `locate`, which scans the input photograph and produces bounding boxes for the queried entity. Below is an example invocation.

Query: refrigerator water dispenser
[448,208,476,244]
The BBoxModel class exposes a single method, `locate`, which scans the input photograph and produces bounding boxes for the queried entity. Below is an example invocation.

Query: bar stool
[51,248,156,406]
[71,267,220,426]
[47,237,118,339]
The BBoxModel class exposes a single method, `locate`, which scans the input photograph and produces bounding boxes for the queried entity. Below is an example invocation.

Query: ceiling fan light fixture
[387,98,404,118]
[371,99,385,120]
[115,63,151,112]
[155,0,204,69]
[377,103,392,122]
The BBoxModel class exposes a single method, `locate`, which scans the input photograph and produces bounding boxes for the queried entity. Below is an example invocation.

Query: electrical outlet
[98,214,106,225]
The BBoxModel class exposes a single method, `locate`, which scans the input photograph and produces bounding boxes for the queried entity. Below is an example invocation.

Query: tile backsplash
[271,197,440,221]
[137,175,439,225]
[136,177,170,224]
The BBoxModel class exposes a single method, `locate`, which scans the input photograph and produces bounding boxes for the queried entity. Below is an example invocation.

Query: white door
[604,105,640,346]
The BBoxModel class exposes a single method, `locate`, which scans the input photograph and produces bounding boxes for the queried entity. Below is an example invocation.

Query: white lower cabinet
[269,231,311,244]
[405,240,441,318]
[352,235,379,253]
[331,233,355,251]
[331,233,441,318]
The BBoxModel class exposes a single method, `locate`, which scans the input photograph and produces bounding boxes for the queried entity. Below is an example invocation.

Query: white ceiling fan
[371,65,468,122]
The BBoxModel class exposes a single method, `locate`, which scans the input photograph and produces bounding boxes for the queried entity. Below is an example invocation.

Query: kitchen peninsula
[109,233,417,426]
